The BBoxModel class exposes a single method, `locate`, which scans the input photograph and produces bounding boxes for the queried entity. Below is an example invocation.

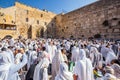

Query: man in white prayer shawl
[71,46,79,63]
[8,38,14,47]
[65,41,71,52]
[101,43,114,61]
[90,47,103,69]
[52,49,64,80]
[73,49,94,80]
[15,47,23,64]
[7,53,27,80]
[55,62,73,80]
[100,43,108,60]
[27,47,37,70]
[46,42,52,63]
[51,42,57,62]
[0,48,11,80]
[33,51,49,80]
[45,41,49,53]
[105,51,117,65]
[6,46,15,63]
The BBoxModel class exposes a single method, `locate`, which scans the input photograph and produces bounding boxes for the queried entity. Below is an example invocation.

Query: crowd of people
[0,37,120,80]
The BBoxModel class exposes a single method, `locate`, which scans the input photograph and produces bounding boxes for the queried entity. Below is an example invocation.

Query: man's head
[42,47,46,51]
[61,49,66,54]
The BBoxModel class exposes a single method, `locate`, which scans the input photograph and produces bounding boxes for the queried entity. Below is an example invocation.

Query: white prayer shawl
[100,45,108,58]
[31,51,37,64]
[105,51,117,65]
[15,53,22,64]
[117,48,120,58]
[45,42,49,53]
[7,54,27,80]
[51,45,57,60]
[17,42,25,48]
[71,46,79,62]
[65,41,70,51]
[95,44,100,48]
[2,40,9,49]
[47,45,52,63]
[52,50,64,80]
[27,50,37,70]
[33,58,49,80]
[85,48,90,58]
[103,73,118,80]
[0,52,11,80]
[33,44,38,50]
[90,47,103,69]
[28,44,33,50]
[111,63,120,78]
[47,44,57,63]
[6,49,14,63]
[55,63,73,80]
[9,38,14,46]
[73,49,94,80]
[27,50,32,70]
[42,51,50,60]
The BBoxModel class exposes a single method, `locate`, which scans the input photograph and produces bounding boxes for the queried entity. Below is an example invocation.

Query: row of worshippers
[0,38,120,80]
[0,38,27,80]
[24,39,120,80]
[33,39,120,80]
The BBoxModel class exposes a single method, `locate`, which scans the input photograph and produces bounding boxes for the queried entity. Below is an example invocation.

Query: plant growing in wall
[94,34,101,39]
[112,18,118,20]
[103,20,109,27]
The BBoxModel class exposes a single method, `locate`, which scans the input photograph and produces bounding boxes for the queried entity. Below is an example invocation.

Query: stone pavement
[20,73,52,80]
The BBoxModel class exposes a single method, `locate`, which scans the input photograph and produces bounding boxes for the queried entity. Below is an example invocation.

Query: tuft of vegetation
[102,20,109,26]
[94,34,101,39]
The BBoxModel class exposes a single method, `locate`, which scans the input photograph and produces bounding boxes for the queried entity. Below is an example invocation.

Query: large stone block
[114,28,120,32]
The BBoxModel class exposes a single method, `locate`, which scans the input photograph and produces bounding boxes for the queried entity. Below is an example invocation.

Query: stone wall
[0,7,17,39]
[15,2,56,39]
[55,0,120,39]
[0,2,56,39]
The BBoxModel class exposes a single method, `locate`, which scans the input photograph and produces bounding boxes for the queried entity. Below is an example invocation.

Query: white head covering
[72,46,80,62]
[53,49,64,63]
[78,49,86,60]
[33,57,49,80]
[0,52,11,80]
[73,49,94,80]
[28,44,33,50]
[90,47,99,54]
[106,51,117,65]
[9,38,14,46]
[52,49,64,80]
[55,63,73,80]
[90,47,103,68]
